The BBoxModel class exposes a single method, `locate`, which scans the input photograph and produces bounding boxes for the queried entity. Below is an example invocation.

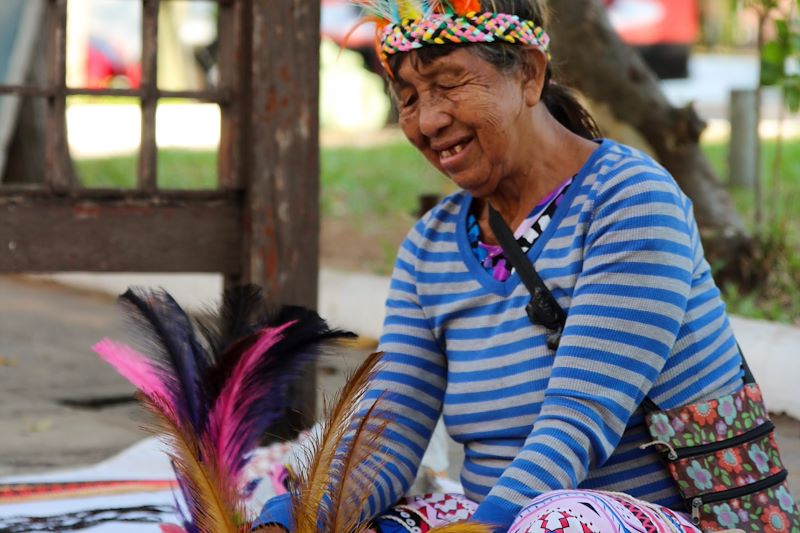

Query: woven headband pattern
[380,12,551,57]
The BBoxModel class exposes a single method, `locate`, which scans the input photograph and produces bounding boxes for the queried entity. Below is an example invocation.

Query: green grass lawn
[75,136,800,324]
[75,149,218,190]
[75,141,452,217]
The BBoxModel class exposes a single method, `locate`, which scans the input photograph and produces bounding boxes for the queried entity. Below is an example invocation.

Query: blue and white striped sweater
[370,139,743,530]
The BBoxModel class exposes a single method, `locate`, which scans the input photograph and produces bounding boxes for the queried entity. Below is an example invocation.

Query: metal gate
[0,0,322,432]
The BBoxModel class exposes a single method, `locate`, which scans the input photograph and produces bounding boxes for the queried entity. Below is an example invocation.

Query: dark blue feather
[120,288,208,434]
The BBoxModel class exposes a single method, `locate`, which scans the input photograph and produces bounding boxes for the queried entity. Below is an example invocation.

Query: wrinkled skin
[392,47,597,237]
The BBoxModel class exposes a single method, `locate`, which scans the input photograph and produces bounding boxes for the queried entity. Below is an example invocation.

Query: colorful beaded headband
[350,0,551,76]
[380,12,550,58]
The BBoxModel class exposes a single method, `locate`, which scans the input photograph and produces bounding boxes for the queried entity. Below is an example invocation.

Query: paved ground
[1,275,798,496]
[0,275,383,477]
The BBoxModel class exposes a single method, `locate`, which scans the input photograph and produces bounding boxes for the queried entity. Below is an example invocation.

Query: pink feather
[159,525,187,533]
[205,321,296,482]
[93,338,171,401]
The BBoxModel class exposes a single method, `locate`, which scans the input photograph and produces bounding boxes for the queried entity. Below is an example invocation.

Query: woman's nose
[417,96,452,138]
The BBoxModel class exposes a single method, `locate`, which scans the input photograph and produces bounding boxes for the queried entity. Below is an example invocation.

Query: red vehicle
[603,0,699,78]
[86,36,142,89]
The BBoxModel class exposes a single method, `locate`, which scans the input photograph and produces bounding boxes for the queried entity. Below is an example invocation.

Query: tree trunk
[2,3,73,186]
[548,0,755,284]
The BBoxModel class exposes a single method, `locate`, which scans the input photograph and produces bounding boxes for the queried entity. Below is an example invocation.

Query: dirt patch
[320,212,415,275]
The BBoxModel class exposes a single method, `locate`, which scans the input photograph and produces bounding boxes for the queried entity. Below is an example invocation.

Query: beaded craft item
[351,0,551,75]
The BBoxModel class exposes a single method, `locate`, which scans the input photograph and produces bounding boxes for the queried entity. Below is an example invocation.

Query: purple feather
[120,288,208,434]
[205,323,295,483]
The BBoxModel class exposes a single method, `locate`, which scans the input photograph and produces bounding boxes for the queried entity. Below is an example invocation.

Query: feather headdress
[353,0,481,20]
[349,0,550,77]
[94,286,354,533]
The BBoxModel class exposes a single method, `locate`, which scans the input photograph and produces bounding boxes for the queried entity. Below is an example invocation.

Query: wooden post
[246,0,321,436]
[217,0,242,191]
[138,0,159,193]
[728,89,759,189]
[45,0,70,193]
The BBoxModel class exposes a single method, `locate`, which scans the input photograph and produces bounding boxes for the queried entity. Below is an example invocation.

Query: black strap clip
[526,286,565,350]
[487,204,568,351]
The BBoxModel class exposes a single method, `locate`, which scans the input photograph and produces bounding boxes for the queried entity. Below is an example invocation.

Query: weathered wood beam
[248,0,320,308]
[0,192,242,273]
[0,85,230,103]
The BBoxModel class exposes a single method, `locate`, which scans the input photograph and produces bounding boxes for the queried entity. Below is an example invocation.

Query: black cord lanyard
[487,204,566,350]
[486,203,753,411]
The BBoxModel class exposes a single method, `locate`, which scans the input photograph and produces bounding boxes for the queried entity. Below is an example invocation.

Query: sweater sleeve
[254,226,447,530]
[472,168,695,530]
[356,223,448,517]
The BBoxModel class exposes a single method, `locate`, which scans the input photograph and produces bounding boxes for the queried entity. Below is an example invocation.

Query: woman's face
[394,47,538,198]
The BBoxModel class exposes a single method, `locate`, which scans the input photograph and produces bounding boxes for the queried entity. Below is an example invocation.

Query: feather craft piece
[94,286,354,533]
[348,0,484,75]
[118,288,209,434]
[290,350,491,533]
[291,350,391,533]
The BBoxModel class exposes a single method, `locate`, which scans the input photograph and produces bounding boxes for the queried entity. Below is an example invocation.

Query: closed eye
[402,93,418,107]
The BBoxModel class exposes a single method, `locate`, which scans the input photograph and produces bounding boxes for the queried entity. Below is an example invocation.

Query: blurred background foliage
[56,0,800,324]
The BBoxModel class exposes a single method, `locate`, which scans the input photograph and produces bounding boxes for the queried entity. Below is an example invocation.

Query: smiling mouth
[438,139,471,160]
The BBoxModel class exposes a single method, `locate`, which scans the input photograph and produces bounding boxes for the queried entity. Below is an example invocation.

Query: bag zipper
[672,420,774,460]
[688,469,788,525]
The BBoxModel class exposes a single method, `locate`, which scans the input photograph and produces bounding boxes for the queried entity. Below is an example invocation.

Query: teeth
[440,142,466,159]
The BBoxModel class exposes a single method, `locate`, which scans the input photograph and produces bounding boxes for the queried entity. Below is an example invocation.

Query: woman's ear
[521,48,548,107]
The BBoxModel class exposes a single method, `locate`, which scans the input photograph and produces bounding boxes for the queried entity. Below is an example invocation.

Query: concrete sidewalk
[0,275,382,477]
[1,273,799,496]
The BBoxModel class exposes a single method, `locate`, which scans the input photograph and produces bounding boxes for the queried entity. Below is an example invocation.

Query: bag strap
[740,346,755,384]
[486,204,755,412]
[488,205,566,350]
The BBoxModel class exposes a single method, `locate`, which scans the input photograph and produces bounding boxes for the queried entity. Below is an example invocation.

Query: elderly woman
[258,0,748,531]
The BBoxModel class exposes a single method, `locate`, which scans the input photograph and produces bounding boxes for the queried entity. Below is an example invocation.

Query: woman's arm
[472,167,695,530]
[255,223,447,529]
[355,223,448,517]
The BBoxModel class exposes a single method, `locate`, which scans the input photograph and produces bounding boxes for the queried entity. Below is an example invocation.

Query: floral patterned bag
[643,360,800,532]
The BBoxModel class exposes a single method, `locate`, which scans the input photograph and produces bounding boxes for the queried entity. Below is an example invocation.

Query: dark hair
[387,0,602,140]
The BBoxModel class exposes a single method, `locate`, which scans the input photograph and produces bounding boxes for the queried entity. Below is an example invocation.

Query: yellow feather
[397,0,423,19]
[329,398,392,532]
[142,395,247,533]
[291,351,392,533]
